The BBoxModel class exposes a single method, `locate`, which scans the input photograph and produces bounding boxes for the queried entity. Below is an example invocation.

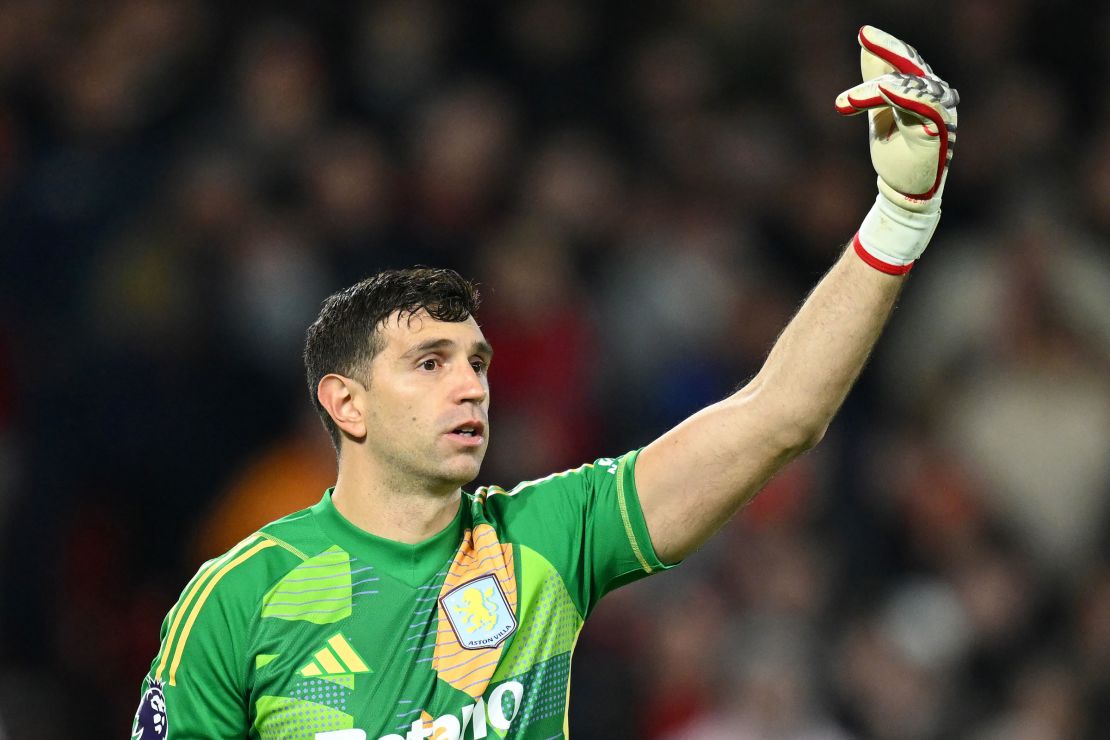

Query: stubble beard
[377,434,485,498]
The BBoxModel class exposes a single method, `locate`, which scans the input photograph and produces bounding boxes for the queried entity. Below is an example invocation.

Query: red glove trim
[846,93,885,111]
[858,26,927,76]
[877,86,950,200]
[853,233,914,275]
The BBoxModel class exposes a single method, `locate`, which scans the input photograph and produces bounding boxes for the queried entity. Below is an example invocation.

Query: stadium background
[2,0,1110,737]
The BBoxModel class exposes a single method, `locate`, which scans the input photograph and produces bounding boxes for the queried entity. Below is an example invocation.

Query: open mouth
[446,421,485,445]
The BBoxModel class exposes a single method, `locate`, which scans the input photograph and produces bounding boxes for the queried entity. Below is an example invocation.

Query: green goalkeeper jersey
[133,450,673,739]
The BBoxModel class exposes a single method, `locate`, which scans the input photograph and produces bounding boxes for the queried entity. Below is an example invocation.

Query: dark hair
[303,267,481,452]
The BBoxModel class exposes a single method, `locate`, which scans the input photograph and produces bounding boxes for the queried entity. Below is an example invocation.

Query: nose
[454,362,487,405]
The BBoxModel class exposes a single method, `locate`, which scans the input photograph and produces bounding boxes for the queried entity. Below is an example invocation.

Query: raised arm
[635,26,959,564]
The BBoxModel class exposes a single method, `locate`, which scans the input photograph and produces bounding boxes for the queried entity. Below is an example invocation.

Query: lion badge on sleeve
[131,678,168,739]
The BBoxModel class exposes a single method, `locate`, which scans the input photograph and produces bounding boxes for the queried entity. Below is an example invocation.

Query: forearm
[635,25,956,564]
[637,245,906,563]
[738,243,906,448]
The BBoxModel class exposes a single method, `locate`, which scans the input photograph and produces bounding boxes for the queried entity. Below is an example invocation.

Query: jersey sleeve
[484,448,677,618]
[133,536,277,739]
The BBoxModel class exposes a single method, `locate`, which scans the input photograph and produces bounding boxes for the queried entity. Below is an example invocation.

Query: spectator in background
[0,2,1109,737]
[475,218,601,481]
[878,201,1110,576]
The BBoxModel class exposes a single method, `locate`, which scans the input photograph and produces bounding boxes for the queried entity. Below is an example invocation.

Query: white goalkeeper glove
[835,25,959,274]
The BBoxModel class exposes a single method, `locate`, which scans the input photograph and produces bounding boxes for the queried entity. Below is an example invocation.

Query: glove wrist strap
[854,191,941,275]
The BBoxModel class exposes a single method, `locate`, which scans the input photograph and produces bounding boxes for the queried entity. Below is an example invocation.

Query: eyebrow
[402,337,494,360]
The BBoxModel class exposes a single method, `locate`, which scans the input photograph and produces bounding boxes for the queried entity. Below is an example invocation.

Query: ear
[317,374,368,443]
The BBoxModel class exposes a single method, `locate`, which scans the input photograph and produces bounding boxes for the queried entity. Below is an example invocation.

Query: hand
[835,26,959,273]
[836,25,959,211]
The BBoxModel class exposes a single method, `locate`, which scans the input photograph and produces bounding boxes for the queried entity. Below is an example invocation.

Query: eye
[420,358,440,371]
[470,359,488,374]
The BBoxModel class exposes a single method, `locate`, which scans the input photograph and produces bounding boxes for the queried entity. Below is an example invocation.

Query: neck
[330,453,462,545]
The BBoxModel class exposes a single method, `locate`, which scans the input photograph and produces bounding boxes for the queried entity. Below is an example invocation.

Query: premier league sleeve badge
[131,678,168,740]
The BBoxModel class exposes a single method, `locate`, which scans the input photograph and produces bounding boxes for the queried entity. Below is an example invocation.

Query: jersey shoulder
[471,453,629,509]
[257,501,338,561]
[467,453,635,553]
[195,502,341,604]
[471,450,657,566]
[148,532,299,688]
[148,506,344,688]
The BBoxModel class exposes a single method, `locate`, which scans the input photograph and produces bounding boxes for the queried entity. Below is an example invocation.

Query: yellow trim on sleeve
[167,539,277,685]
[258,532,309,561]
[155,535,262,681]
[615,455,653,574]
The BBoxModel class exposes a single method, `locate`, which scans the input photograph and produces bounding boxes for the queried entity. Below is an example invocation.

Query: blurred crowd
[2,0,1110,738]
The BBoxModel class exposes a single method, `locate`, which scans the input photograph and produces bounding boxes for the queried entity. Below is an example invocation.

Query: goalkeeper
[133,26,958,740]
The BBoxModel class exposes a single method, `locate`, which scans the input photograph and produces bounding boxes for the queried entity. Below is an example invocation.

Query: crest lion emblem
[457,585,499,632]
[441,574,517,649]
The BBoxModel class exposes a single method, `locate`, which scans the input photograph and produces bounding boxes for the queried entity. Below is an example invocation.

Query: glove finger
[877,74,958,133]
[858,25,935,81]
[835,78,890,116]
[838,73,958,137]
[875,75,957,200]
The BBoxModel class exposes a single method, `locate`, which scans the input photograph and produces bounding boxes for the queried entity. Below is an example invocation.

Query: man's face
[354,310,492,492]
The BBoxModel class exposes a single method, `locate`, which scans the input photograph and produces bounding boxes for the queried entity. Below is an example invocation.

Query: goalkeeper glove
[835,25,959,274]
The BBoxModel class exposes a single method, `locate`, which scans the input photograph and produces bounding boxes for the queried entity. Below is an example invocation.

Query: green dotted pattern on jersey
[504,653,571,738]
[494,545,582,680]
[254,694,354,740]
[488,544,582,736]
[289,676,353,710]
[317,673,355,690]
[262,545,353,625]
[141,454,673,739]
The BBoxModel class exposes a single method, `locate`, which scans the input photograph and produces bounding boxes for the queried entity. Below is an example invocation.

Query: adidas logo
[299,633,372,677]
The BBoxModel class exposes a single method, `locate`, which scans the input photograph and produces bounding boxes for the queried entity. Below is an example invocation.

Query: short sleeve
[133,547,260,739]
[482,449,678,618]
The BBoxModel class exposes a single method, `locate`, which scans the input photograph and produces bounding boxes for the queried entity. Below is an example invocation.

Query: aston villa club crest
[440,574,517,649]
[131,678,168,739]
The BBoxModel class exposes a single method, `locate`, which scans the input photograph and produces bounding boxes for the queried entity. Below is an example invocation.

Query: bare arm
[633,25,958,564]
[635,246,903,563]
